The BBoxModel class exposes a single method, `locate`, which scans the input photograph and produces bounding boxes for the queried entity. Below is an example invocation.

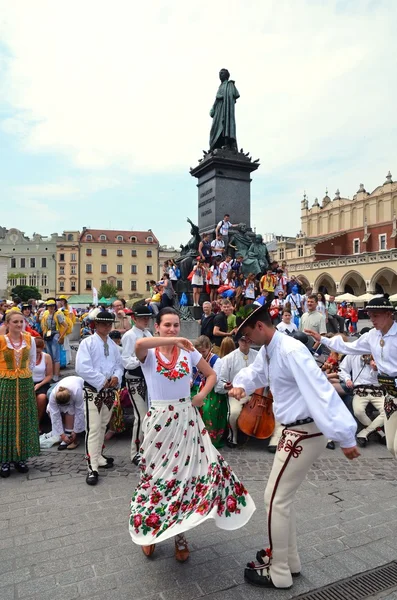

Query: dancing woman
[129,308,255,562]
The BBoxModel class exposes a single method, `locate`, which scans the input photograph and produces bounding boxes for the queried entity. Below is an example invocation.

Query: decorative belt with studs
[282,417,314,428]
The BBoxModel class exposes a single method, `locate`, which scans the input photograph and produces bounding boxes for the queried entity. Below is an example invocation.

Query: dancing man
[229,304,359,590]
[121,305,153,465]
[306,294,397,457]
[76,310,123,486]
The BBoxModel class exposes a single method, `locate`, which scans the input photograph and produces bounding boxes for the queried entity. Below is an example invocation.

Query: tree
[11,285,41,302]
[98,283,118,299]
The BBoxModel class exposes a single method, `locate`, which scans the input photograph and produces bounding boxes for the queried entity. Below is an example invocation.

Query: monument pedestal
[190,148,260,235]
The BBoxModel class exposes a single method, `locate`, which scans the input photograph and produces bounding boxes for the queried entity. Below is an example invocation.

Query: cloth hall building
[273,171,397,296]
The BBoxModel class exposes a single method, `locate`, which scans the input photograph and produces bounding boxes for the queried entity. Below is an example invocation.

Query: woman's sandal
[141,545,156,557]
[175,534,189,562]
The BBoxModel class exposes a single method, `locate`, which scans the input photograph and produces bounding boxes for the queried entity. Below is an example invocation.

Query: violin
[237,387,275,440]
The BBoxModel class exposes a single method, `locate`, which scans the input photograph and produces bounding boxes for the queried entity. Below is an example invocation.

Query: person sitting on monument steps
[339,353,386,447]
[229,303,359,590]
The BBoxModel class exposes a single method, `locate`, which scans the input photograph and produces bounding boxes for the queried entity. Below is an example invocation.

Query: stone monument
[190,68,260,235]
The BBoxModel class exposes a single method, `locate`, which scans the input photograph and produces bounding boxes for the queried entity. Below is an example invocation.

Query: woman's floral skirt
[129,398,255,544]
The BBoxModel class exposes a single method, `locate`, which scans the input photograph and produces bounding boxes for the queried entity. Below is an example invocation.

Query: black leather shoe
[244,567,292,589]
[326,441,336,450]
[102,455,114,464]
[267,445,277,454]
[86,471,99,486]
[14,461,29,473]
[249,550,300,578]
[0,463,11,478]
[356,436,367,448]
[226,441,237,449]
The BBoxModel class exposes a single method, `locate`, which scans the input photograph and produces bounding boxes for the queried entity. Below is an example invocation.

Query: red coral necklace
[155,345,179,370]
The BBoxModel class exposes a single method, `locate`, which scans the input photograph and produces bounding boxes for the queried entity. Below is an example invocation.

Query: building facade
[56,231,81,297]
[272,171,397,295]
[0,256,8,298]
[159,245,178,276]
[0,227,58,298]
[79,228,159,298]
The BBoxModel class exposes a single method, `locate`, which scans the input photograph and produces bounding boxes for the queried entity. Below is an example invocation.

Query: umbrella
[98,296,117,305]
[355,293,383,303]
[388,293,397,302]
[335,293,358,302]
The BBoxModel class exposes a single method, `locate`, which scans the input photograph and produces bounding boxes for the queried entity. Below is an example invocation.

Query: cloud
[0,0,396,245]
[1,0,395,174]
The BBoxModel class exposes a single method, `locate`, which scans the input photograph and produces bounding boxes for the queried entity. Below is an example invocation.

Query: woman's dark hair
[156,307,179,326]
[162,273,170,280]
[317,292,326,304]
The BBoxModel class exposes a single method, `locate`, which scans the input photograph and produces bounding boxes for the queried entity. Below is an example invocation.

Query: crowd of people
[1,254,397,591]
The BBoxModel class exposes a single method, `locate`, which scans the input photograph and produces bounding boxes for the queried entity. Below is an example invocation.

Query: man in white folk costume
[216,336,283,452]
[339,353,386,447]
[307,294,397,458]
[229,304,359,590]
[76,310,123,486]
[121,305,153,465]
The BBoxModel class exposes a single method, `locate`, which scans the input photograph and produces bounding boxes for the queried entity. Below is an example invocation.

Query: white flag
[93,287,98,306]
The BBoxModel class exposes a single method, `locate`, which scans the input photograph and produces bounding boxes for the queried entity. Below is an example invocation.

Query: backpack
[175,267,181,279]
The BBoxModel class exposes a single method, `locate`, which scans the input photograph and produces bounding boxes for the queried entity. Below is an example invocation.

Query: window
[20,258,25,268]
[86,264,92,274]
[379,234,387,251]
[130,236,137,243]
[147,236,153,243]
[71,253,76,262]
[59,266,65,275]
[147,250,152,258]
[116,235,123,242]
[29,275,37,287]
[146,265,153,275]
[41,274,47,287]
[59,253,65,262]
[59,281,65,292]
[71,281,76,292]
[86,279,92,290]
[20,277,27,286]
[10,258,16,268]
[146,281,151,292]
[278,248,285,260]
[130,280,137,291]
[67,234,74,241]
[117,249,123,257]
[116,280,123,291]
[131,249,137,257]
[30,257,36,268]
[71,265,76,275]
[86,234,92,241]
[131,265,137,274]
[86,248,92,256]
[116,264,123,274]
[101,249,107,256]
[101,264,107,273]
[9,278,17,287]
[99,234,107,241]
[297,245,304,258]
[41,257,47,268]
[353,239,360,254]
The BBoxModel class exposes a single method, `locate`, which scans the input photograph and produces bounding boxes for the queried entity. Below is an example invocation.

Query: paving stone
[16,574,56,598]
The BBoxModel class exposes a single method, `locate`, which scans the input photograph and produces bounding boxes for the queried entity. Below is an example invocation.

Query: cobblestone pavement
[1,432,397,600]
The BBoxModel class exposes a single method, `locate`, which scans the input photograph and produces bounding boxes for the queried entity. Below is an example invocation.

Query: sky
[0,0,396,247]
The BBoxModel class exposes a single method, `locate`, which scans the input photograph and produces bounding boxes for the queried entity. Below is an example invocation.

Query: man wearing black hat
[307,294,397,458]
[229,304,359,590]
[121,305,153,465]
[76,309,123,485]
